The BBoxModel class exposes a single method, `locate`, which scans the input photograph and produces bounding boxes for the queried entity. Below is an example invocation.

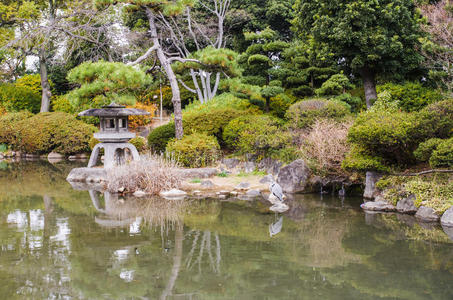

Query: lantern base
[88,142,140,169]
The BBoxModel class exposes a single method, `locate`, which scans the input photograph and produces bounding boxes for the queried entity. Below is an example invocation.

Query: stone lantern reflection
[79,102,149,168]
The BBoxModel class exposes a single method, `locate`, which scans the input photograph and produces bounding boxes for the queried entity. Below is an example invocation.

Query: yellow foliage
[127,102,156,130]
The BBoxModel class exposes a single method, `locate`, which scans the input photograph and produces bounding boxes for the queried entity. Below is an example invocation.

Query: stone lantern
[79,102,150,168]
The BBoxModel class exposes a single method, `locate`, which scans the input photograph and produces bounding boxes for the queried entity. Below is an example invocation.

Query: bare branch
[127,44,159,66]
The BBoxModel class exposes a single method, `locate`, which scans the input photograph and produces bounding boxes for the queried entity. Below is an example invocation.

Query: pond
[1,161,453,299]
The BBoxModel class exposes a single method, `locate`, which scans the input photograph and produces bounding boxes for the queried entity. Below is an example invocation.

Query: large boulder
[363,171,383,199]
[66,167,107,183]
[257,158,282,175]
[441,206,453,227]
[415,206,440,222]
[177,168,217,179]
[277,159,312,193]
[361,201,396,212]
[222,158,240,169]
[396,195,418,214]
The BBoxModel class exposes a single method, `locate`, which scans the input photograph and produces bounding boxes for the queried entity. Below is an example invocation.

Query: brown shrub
[299,119,352,177]
[106,154,182,194]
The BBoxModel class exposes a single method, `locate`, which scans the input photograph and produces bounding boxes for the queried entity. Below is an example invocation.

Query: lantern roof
[78,102,150,117]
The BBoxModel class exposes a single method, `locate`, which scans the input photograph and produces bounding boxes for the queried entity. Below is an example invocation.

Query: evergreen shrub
[377,82,444,112]
[147,122,175,153]
[0,83,41,113]
[414,138,443,162]
[429,138,453,168]
[129,136,147,152]
[166,132,220,168]
[14,112,96,154]
[0,111,33,146]
[223,114,293,160]
[286,98,350,129]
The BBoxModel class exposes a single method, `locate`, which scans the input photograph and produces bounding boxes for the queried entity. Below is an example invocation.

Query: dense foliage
[0,112,96,155]
[166,133,220,168]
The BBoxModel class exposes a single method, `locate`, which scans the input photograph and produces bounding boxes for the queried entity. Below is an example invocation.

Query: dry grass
[299,119,352,177]
[106,154,182,194]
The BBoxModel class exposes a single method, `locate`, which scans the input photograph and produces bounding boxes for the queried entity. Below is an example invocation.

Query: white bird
[269,181,285,204]
[269,216,283,237]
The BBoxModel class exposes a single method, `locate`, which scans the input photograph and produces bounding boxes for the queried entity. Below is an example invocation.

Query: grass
[191,178,202,183]
[236,170,266,177]
[217,171,229,177]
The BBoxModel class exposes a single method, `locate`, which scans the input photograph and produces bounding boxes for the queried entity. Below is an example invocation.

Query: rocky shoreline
[362,171,453,227]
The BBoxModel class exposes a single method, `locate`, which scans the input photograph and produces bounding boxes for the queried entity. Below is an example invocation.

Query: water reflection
[1,161,453,299]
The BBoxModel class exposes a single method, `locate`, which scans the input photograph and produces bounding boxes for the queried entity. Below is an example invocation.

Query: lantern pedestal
[88,142,140,169]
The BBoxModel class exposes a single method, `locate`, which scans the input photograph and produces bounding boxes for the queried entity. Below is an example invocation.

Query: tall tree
[2,0,117,112]
[293,0,425,108]
[238,28,288,111]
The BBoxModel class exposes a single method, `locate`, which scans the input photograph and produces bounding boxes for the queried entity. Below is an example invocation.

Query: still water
[1,161,453,299]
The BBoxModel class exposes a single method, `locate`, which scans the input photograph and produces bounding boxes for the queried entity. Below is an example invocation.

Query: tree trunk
[265,97,270,112]
[146,8,183,139]
[360,66,377,109]
[39,49,52,112]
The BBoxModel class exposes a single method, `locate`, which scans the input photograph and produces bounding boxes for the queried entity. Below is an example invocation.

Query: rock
[230,191,238,196]
[192,190,201,194]
[243,161,256,173]
[118,187,125,193]
[363,171,383,199]
[133,190,146,197]
[235,182,250,190]
[66,167,107,183]
[415,206,439,222]
[222,158,240,169]
[440,206,453,227]
[159,189,187,198]
[218,194,227,199]
[270,202,289,213]
[246,189,261,197]
[25,153,40,160]
[218,190,230,195]
[259,175,274,184]
[396,195,418,214]
[257,158,282,175]
[200,180,215,188]
[177,168,218,179]
[276,159,311,193]
[360,201,396,212]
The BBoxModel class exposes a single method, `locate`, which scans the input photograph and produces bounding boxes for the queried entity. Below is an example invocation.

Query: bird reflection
[269,216,283,237]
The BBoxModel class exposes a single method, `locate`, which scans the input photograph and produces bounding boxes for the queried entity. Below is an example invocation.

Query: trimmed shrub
[0,83,41,113]
[0,111,33,146]
[52,95,75,114]
[418,99,453,139]
[184,107,250,143]
[342,145,390,173]
[14,112,96,154]
[148,122,175,153]
[89,137,100,150]
[430,138,453,168]
[376,82,444,112]
[223,114,292,160]
[129,136,147,152]
[315,74,354,96]
[332,93,364,112]
[414,138,443,162]
[269,93,296,118]
[347,110,423,166]
[286,98,350,129]
[166,133,220,168]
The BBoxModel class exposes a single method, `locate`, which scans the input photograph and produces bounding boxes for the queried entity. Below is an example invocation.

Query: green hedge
[414,138,443,162]
[147,122,176,153]
[166,132,220,168]
[129,136,147,152]
[13,112,96,154]
[286,98,350,129]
